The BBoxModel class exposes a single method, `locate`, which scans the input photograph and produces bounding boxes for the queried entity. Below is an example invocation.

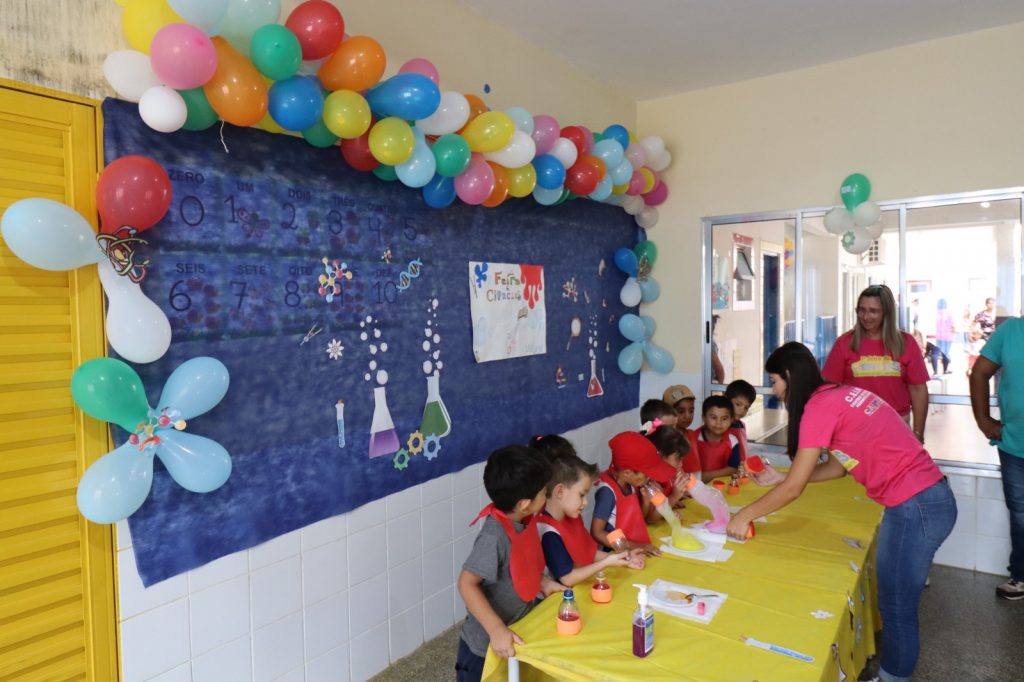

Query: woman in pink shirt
[728,342,955,682]
[822,284,930,441]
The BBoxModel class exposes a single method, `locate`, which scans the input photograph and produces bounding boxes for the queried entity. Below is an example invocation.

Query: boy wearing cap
[663,384,697,430]
[589,431,676,555]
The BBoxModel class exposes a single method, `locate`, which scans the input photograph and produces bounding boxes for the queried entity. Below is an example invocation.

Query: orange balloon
[318,36,386,92]
[457,94,488,135]
[582,155,607,182]
[482,162,509,208]
[204,38,268,127]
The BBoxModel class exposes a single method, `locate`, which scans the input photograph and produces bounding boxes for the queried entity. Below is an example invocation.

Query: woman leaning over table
[822,284,930,441]
[727,342,956,682]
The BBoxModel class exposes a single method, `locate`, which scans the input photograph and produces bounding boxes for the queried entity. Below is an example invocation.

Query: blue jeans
[999,450,1024,581]
[876,478,957,682]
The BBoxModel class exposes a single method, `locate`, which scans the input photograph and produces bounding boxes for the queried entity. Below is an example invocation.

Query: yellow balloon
[506,164,537,198]
[612,183,629,195]
[255,111,285,134]
[323,90,372,140]
[639,167,656,194]
[460,111,515,153]
[122,0,182,54]
[368,117,415,165]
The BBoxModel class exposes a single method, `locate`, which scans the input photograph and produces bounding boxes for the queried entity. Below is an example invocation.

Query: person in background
[969,316,1024,601]
[729,342,955,682]
[711,314,726,383]
[663,384,697,430]
[965,322,986,376]
[913,330,950,378]
[456,446,561,680]
[822,284,930,441]
[974,297,997,340]
[639,398,677,430]
[726,379,757,456]
[934,298,955,374]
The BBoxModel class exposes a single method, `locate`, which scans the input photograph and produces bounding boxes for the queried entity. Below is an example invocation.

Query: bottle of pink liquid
[632,584,654,657]
[557,589,582,635]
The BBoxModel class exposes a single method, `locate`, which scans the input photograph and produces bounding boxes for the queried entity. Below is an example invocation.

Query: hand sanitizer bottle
[632,584,654,657]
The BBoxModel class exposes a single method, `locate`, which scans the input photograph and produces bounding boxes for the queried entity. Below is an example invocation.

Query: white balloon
[841,227,872,255]
[416,91,469,135]
[620,277,642,307]
[484,130,536,168]
[823,206,854,235]
[98,260,172,364]
[648,150,672,172]
[103,50,162,103]
[639,135,665,161]
[622,195,645,215]
[636,206,659,229]
[138,86,187,133]
[297,58,326,77]
[549,137,578,170]
[864,220,884,240]
[853,201,881,228]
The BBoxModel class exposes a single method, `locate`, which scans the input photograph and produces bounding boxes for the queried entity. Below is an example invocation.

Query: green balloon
[840,173,871,211]
[250,24,302,82]
[302,119,339,148]
[71,358,150,432]
[373,164,399,182]
[432,134,471,177]
[178,88,218,131]
[634,239,658,266]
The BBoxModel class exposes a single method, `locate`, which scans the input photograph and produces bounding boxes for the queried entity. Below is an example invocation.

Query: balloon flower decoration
[823,173,882,255]
[72,356,232,524]
[101,0,674,221]
[617,313,675,375]
[0,155,173,363]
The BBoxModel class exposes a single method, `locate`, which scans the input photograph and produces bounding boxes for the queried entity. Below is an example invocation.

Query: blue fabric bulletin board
[102,99,640,586]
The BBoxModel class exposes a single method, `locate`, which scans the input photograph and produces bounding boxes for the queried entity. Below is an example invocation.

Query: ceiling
[461,0,1024,99]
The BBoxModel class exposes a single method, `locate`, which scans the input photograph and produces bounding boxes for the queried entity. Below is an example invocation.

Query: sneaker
[996,578,1024,600]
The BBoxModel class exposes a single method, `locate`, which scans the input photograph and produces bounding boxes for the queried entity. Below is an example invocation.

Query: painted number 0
[373,280,397,304]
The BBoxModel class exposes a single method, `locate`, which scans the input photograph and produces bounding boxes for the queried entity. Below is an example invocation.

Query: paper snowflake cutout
[326,338,344,360]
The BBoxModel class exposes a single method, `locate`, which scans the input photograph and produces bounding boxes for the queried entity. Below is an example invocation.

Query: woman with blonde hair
[822,284,930,440]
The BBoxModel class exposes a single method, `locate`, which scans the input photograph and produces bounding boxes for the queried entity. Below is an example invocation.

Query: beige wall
[0,0,635,129]
[639,21,1024,376]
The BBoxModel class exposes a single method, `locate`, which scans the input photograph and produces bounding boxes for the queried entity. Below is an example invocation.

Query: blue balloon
[365,74,441,121]
[618,313,646,342]
[157,430,232,493]
[269,76,324,131]
[593,139,624,169]
[76,442,155,524]
[613,247,638,276]
[157,357,230,421]
[602,124,630,149]
[532,154,565,190]
[605,193,627,206]
[505,106,534,134]
[643,341,676,374]
[533,184,563,206]
[618,342,644,375]
[396,128,436,188]
[589,176,613,202]
[422,174,456,208]
[610,159,634,185]
[1,198,102,271]
[639,275,661,302]
[640,315,656,339]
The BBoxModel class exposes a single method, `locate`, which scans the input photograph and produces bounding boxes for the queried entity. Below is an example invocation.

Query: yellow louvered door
[0,81,117,681]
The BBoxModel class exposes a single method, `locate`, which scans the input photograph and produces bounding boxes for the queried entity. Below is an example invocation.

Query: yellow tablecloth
[482,475,883,682]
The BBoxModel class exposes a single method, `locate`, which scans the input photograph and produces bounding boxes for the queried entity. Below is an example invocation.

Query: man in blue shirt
[971,316,1024,600]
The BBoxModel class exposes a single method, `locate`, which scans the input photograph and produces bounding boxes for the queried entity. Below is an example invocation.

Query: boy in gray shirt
[455,445,562,681]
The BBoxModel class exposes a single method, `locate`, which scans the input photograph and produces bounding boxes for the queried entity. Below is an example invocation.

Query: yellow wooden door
[0,81,118,681]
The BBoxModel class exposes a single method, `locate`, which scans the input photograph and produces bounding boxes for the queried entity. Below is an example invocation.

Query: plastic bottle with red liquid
[632,584,654,657]
[557,589,582,635]
[591,570,612,603]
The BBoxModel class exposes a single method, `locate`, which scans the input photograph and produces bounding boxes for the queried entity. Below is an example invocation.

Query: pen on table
[740,636,815,663]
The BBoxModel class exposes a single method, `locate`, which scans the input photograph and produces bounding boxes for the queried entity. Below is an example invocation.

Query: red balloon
[341,131,378,171]
[285,0,345,61]
[560,125,589,157]
[96,155,172,233]
[565,157,601,196]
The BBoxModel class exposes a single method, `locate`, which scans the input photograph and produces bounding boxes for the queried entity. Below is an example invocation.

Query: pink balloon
[626,171,645,196]
[455,154,495,205]
[398,58,439,85]
[625,142,647,169]
[577,125,595,155]
[642,180,669,206]
[531,114,560,155]
[149,23,217,90]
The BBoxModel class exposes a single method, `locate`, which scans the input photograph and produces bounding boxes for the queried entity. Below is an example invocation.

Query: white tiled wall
[116,408,639,681]
[933,469,1012,576]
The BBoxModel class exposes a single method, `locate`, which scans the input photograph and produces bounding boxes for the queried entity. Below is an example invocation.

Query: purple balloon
[531,114,560,155]
[643,180,669,206]
[454,155,495,205]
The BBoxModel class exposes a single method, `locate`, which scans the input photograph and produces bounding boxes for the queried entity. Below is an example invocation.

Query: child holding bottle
[538,452,645,586]
[643,423,699,519]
